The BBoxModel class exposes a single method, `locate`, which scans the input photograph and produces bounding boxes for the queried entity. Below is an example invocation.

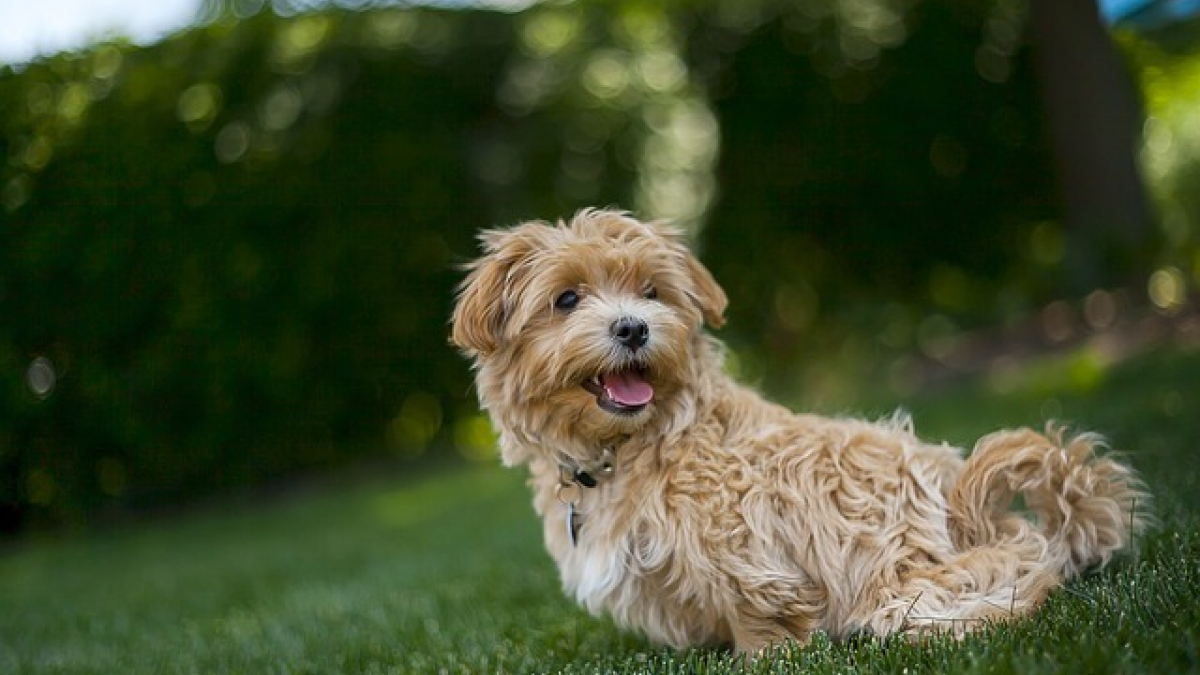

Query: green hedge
[2,10,504,529]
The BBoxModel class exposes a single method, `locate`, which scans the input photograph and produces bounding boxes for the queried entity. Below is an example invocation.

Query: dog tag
[567,503,582,546]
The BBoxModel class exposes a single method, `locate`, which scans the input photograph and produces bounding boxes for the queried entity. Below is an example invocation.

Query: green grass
[2,347,1199,674]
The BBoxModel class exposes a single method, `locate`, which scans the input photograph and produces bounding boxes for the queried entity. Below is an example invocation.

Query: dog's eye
[555,289,580,311]
[643,285,658,300]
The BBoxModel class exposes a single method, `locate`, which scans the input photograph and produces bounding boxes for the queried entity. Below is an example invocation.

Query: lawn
[2,346,1198,674]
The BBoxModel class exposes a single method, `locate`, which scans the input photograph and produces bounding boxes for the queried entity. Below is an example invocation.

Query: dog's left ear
[684,252,728,329]
[650,222,728,329]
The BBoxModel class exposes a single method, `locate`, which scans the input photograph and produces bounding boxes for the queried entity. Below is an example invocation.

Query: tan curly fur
[450,208,1151,653]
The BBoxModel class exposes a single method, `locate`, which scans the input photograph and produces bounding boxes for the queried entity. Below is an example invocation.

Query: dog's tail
[948,425,1151,582]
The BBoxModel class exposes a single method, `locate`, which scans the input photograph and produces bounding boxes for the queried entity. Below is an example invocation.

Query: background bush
[1,1,1195,532]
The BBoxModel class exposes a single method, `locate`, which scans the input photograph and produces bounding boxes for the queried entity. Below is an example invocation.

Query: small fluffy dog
[450,208,1149,653]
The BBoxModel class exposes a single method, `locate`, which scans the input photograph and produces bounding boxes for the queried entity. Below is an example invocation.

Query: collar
[555,442,622,547]
[560,445,616,489]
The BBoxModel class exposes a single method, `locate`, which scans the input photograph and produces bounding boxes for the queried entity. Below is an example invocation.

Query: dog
[450,208,1149,653]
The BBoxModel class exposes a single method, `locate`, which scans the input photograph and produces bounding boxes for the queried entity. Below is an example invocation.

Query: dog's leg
[726,574,825,653]
[727,607,813,655]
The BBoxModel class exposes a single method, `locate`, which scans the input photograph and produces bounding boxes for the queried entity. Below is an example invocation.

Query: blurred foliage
[0,9,522,530]
[698,0,1062,391]
[1,1,1197,532]
[1119,26,1200,274]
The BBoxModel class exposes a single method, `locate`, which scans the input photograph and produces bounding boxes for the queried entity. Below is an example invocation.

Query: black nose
[611,317,650,350]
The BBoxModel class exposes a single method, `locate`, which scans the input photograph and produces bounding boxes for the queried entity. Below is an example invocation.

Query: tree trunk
[1029,0,1152,291]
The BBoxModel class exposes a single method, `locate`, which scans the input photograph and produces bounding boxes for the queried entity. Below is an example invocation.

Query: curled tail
[857,424,1152,638]
[949,425,1151,580]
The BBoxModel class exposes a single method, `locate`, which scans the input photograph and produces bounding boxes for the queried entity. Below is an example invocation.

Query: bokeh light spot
[637,51,686,94]
[583,50,631,101]
[1067,350,1107,392]
[1040,300,1075,343]
[522,10,579,56]
[455,415,497,462]
[21,135,54,171]
[25,82,55,118]
[1029,222,1065,266]
[272,15,333,73]
[2,175,31,212]
[57,82,92,124]
[388,392,443,457]
[177,83,222,130]
[26,356,57,399]
[1142,116,1174,165]
[975,45,1012,84]
[917,314,959,361]
[1083,289,1118,330]
[260,84,304,131]
[365,9,417,50]
[1040,397,1063,421]
[1148,266,1187,313]
[215,121,252,164]
[92,45,124,80]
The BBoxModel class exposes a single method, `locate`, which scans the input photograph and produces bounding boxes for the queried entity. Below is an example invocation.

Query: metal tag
[567,502,582,547]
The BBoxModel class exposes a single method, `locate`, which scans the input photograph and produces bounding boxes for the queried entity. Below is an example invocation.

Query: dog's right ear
[450,228,531,357]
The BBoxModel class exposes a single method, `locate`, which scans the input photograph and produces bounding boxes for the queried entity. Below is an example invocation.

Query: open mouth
[582,367,654,416]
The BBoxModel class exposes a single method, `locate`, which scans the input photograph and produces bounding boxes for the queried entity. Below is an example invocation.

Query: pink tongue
[601,370,654,407]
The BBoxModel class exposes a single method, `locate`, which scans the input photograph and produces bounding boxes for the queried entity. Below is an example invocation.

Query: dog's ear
[650,221,728,329]
[450,228,533,356]
[685,252,728,328]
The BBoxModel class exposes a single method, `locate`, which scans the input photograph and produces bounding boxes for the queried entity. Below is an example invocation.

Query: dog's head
[451,209,726,464]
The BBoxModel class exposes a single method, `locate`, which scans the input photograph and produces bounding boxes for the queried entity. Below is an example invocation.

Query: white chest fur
[541,482,728,649]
